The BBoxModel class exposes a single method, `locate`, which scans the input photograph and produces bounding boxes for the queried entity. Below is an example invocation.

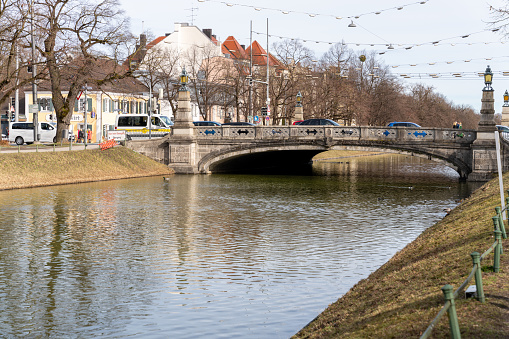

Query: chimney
[139,33,147,61]
[203,29,212,39]
[140,34,147,49]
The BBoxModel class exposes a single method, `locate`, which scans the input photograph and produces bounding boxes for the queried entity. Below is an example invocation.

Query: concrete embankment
[293,174,509,338]
[0,146,173,191]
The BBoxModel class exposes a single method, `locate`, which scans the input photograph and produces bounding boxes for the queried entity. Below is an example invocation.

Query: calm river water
[0,154,481,338]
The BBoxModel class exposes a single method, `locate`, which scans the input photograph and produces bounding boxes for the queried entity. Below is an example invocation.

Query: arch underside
[199,143,471,178]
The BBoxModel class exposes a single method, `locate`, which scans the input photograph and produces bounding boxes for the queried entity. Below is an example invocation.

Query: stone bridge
[125,76,506,182]
[126,124,509,181]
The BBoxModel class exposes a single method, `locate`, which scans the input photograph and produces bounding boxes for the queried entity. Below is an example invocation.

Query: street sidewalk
[0,143,101,153]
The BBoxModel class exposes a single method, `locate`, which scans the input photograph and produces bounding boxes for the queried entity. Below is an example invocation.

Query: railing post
[493,217,504,255]
[494,229,502,273]
[442,284,461,339]
[495,207,507,239]
[492,216,499,231]
[470,252,485,303]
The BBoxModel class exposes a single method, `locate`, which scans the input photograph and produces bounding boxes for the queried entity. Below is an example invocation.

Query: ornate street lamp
[504,90,509,107]
[179,68,189,92]
[483,65,493,91]
[296,91,302,107]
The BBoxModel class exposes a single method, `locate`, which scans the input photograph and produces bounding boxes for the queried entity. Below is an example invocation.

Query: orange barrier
[99,139,117,151]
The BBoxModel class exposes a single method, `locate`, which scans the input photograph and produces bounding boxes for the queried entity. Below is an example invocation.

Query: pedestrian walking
[78,129,83,143]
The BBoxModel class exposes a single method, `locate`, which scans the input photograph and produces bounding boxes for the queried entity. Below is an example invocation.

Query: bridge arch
[198,143,471,179]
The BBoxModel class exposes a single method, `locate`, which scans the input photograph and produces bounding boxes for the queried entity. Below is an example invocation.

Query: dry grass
[0,146,173,190]
[294,175,509,338]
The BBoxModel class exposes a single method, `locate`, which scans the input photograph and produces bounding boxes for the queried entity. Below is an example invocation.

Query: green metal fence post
[470,252,485,303]
[494,230,502,273]
[442,284,461,339]
[492,216,499,232]
[495,207,507,239]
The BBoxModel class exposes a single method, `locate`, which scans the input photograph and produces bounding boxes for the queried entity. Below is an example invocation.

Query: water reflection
[0,154,480,338]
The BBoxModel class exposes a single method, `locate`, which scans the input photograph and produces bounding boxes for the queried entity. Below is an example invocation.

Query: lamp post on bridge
[477,65,497,135]
[470,65,498,181]
[294,91,304,123]
[172,68,194,138]
[501,90,509,126]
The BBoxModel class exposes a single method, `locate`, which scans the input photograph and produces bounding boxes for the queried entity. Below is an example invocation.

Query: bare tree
[0,0,43,140]
[37,0,135,141]
[186,46,226,121]
[271,40,314,124]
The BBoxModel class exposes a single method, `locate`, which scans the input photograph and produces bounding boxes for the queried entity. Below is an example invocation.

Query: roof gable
[222,36,248,60]
[245,40,281,68]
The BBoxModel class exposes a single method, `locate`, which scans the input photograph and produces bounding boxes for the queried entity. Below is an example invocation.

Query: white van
[9,122,57,145]
[114,114,173,140]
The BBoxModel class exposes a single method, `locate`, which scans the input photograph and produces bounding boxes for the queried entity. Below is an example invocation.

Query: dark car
[193,121,221,126]
[222,122,255,126]
[298,119,340,126]
[387,122,421,128]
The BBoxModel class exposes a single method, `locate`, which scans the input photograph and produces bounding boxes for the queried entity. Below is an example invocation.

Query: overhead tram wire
[391,71,509,80]
[251,26,504,52]
[195,0,430,21]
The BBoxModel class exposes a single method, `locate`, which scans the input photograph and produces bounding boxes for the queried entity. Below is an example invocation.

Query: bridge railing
[193,125,476,144]
[419,195,507,339]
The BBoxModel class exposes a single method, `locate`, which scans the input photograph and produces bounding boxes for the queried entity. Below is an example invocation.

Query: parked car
[293,120,303,125]
[9,122,57,145]
[222,122,255,126]
[298,119,340,126]
[193,121,221,126]
[496,125,509,133]
[387,122,421,128]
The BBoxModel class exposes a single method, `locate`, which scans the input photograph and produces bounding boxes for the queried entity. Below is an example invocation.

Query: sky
[118,0,509,113]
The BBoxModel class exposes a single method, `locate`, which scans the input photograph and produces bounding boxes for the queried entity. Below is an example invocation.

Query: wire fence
[420,194,507,339]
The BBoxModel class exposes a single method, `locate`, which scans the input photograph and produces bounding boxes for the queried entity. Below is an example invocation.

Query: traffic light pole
[84,84,88,146]
[31,0,39,143]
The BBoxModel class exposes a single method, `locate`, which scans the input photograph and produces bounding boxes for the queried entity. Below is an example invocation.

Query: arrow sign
[237,129,249,135]
[204,129,216,135]
[306,129,318,135]
[413,131,428,137]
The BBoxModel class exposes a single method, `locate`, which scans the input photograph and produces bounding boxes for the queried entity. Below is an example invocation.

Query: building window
[103,98,111,113]
[75,98,92,112]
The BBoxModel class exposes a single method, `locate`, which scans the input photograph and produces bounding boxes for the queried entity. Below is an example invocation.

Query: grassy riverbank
[0,146,173,190]
[294,174,509,338]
